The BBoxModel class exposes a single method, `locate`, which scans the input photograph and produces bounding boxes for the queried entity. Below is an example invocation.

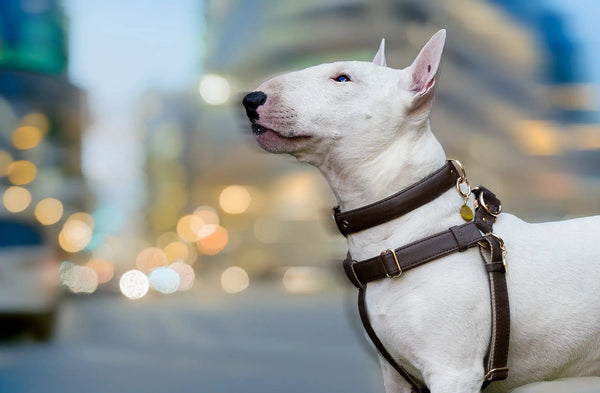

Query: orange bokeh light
[136,247,168,272]
[197,225,228,255]
[86,258,115,284]
[164,241,189,263]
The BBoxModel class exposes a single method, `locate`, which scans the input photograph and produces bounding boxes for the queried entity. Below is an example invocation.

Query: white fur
[248,30,600,393]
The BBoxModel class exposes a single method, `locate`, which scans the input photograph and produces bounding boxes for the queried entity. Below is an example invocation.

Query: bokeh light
[193,206,219,238]
[85,257,115,284]
[176,214,204,242]
[67,212,95,229]
[60,261,99,294]
[21,112,49,135]
[169,261,195,291]
[119,270,149,300]
[197,225,228,255]
[221,266,249,294]
[92,205,124,233]
[34,198,64,225]
[199,74,231,105]
[0,150,13,176]
[12,125,43,150]
[163,241,189,263]
[59,218,93,253]
[7,160,37,185]
[136,247,168,272]
[148,266,180,294]
[2,186,32,213]
[219,185,251,214]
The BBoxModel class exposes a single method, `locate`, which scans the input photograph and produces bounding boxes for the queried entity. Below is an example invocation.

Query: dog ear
[408,29,446,109]
[372,38,387,67]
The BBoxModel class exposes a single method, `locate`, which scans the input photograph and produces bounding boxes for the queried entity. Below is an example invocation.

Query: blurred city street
[0,285,383,393]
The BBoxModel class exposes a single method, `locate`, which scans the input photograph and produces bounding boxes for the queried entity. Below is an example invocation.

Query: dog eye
[333,74,351,82]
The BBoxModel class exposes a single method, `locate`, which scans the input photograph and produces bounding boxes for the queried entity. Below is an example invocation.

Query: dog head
[243,30,446,170]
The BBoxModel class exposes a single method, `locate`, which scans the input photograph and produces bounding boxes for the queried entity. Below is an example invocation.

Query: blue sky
[62,0,203,214]
[64,0,203,120]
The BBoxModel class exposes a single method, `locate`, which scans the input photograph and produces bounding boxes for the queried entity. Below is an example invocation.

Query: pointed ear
[408,29,446,106]
[372,38,387,67]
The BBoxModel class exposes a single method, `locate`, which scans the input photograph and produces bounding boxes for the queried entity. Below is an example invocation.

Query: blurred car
[0,218,60,340]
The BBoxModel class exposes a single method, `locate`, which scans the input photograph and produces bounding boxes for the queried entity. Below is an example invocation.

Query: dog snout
[242,91,267,121]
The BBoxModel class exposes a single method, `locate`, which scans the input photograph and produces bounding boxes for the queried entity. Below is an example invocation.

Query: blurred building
[0,0,90,254]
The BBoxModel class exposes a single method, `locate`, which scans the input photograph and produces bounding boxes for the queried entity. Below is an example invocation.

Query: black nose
[242,91,267,121]
[243,91,267,110]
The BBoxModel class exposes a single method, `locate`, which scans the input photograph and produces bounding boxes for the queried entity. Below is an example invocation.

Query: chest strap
[340,184,509,392]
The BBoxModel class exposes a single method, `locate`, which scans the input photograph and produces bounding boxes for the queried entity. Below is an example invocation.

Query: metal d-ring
[478,192,502,217]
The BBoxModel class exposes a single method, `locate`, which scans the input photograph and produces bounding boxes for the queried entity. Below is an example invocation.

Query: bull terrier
[242,30,600,393]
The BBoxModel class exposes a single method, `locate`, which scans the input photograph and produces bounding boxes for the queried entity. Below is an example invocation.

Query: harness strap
[480,236,510,388]
[343,188,509,391]
[358,285,430,393]
[344,222,483,286]
[333,161,460,236]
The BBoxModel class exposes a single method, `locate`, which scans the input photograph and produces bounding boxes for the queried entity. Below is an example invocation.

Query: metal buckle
[478,191,502,217]
[490,233,508,269]
[380,249,402,278]
[483,367,509,380]
[478,233,508,270]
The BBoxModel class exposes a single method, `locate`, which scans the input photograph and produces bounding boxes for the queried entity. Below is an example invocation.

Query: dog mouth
[250,122,311,153]
[250,122,309,139]
[251,123,268,135]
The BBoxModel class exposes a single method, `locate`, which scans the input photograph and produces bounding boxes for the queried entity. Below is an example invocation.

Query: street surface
[0,284,384,393]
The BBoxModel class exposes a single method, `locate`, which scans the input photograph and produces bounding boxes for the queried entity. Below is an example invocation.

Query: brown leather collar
[333,161,460,236]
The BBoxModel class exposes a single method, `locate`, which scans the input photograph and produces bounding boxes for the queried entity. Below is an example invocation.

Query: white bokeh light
[221,266,249,294]
[199,74,231,105]
[119,269,150,300]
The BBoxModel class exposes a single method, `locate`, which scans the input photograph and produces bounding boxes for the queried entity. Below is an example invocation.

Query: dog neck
[318,124,464,259]
[319,122,446,211]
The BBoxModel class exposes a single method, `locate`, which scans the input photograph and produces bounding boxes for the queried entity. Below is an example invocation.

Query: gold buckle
[478,191,502,217]
[380,249,402,278]
[478,233,508,270]
[483,367,509,380]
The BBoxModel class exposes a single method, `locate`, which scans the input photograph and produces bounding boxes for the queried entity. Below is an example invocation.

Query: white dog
[242,30,600,393]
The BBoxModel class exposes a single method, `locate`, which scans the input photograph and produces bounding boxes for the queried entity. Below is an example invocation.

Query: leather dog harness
[334,161,510,393]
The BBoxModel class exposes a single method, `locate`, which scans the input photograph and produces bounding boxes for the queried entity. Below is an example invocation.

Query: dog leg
[379,357,415,393]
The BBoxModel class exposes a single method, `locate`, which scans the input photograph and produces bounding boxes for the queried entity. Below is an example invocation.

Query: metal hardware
[449,159,467,179]
[483,367,509,380]
[380,249,402,278]
[490,233,508,268]
[479,191,502,217]
[478,233,508,270]
[456,177,471,198]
